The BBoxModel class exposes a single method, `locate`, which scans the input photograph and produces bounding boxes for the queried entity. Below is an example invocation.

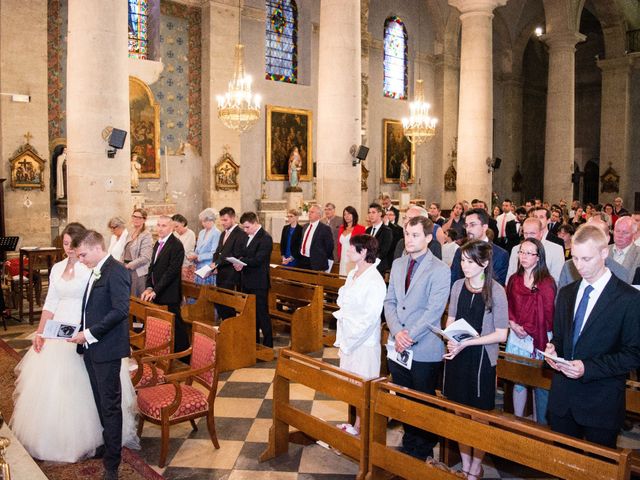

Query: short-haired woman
[107,216,128,262]
[333,234,386,435]
[187,208,221,285]
[280,209,303,267]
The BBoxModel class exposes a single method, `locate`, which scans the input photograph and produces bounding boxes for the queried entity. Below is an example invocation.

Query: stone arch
[578,0,627,57]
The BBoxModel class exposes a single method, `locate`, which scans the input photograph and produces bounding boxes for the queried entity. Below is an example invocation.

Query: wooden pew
[260,349,377,480]
[129,296,167,331]
[268,278,324,353]
[181,282,273,372]
[367,378,639,480]
[270,265,346,346]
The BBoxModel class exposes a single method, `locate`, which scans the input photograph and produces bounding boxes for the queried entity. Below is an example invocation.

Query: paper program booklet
[429,319,479,343]
[42,320,80,339]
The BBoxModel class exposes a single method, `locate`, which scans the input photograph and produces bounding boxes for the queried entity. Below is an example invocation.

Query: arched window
[128,0,149,59]
[265,0,298,84]
[383,16,408,100]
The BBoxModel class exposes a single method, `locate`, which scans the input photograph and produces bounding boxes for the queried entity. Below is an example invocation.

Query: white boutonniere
[93,270,102,280]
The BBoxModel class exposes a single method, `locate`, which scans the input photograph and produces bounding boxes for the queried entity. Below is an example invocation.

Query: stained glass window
[265,0,298,84]
[383,16,408,100]
[128,0,148,59]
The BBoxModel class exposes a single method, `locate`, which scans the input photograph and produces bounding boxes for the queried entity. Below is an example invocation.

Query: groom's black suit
[81,255,131,474]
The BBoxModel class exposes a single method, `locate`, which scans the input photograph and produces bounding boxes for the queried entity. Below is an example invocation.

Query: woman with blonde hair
[106,216,128,262]
[123,208,153,296]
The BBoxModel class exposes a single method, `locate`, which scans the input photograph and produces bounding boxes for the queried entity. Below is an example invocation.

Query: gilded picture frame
[383,119,415,184]
[9,143,46,191]
[129,76,161,179]
[266,105,313,181]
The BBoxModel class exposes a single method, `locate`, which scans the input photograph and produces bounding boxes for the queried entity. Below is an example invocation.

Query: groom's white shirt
[83,254,111,345]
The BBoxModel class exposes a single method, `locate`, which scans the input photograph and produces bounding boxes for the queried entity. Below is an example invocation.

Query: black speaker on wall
[109,128,128,149]
[355,145,369,161]
[493,157,502,169]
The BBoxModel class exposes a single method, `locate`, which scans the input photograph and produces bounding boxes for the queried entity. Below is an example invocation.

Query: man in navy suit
[233,212,274,347]
[366,202,393,274]
[298,204,334,271]
[142,215,188,351]
[545,224,640,447]
[70,230,131,480]
[450,208,509,285]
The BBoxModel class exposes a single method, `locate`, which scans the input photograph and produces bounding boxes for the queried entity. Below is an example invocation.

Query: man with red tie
[298,204,334,271]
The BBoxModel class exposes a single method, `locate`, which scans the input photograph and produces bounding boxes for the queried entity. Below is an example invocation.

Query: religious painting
[600,162,620,193]
[383,119,414,184]
[215,151,240,191]
[266,105,312,181]
[129,76,160,178]
[9,143,46,191]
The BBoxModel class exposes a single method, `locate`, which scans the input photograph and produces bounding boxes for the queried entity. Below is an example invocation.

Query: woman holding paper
[11,223,139,462]
[187,208,220,285]
[442,240,508,480]
[505,237,556,424]
[333,234,386,435]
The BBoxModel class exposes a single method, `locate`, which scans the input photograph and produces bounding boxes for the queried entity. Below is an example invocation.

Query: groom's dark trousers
[80,255,131,474]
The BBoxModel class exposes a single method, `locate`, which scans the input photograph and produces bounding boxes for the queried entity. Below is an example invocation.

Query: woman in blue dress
[187,208,221,285]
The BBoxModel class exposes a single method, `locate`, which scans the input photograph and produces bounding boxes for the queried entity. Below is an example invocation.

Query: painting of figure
[130,76,160,178]
[383,119,415,184]
[266,106,312,181]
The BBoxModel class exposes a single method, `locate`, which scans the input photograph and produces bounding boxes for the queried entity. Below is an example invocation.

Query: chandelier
[402,79,437,145]
[216,44,261,133]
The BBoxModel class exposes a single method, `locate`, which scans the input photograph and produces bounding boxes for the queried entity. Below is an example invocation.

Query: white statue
[55,148,67,199]
[131,154,142,191]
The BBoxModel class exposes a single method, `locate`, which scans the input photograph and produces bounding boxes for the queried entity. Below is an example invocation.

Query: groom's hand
[68,332,87,344]
[141,288,156,302]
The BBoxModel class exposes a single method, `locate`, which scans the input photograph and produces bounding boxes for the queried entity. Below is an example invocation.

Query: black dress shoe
[103,470,118,480]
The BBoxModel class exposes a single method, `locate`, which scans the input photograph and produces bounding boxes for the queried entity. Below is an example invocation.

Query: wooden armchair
[130,308,175,388]
[136,322,220,468]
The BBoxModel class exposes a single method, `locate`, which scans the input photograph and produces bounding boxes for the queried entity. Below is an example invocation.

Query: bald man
[608,216,640,283]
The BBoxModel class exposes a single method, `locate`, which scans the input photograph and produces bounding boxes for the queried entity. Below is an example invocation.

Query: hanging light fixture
[402,79,437,145]
[216,2,261,133]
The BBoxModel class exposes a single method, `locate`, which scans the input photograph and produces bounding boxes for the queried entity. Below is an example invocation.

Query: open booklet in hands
[40,320,80,339]
[429,318,479,343]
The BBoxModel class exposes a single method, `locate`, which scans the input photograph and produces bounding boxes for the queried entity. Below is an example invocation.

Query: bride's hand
[33,334,45,353]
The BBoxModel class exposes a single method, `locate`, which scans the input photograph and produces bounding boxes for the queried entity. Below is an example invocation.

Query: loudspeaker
[108,128,128,149]
[493,157,502,169]
[355,145,369,161]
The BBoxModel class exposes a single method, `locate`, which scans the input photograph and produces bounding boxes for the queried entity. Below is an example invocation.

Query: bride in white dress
[10,223,139,463]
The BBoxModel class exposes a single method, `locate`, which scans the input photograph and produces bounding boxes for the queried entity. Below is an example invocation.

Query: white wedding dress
[10,258,139,463]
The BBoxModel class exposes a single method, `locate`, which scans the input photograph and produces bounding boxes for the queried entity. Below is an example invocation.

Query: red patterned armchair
[130,308,175,388]
[136,322,220,467]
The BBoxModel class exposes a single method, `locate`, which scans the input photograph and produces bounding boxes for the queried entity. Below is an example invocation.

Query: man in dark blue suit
[450,208,509,285]
[545,224,640,447]
[70,230,131,480]
[233,212,274,347]
[298,204,334,271]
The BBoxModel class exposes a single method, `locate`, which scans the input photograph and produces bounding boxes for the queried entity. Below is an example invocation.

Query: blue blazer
[194,227,221,270]
[450,242,509,286]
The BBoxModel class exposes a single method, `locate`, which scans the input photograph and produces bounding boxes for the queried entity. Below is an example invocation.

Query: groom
[70,230,131,480]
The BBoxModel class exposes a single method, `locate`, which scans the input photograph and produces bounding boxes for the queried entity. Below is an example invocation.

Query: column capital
[541,30,586,50]
[597,55,632,73]
[449,0,507,15]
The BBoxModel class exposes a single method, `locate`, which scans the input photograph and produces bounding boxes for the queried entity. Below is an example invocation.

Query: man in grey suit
[608,216,640,283]
[384,215,451,460]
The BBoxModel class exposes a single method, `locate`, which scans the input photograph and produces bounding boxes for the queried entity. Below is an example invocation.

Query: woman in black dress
[443,240,509,479]
[280,208,303,267]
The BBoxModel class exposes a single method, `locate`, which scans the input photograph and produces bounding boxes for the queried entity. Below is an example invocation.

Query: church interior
[1,0,640,478]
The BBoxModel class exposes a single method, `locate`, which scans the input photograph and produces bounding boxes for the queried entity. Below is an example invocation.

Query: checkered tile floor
[3,318,640,480]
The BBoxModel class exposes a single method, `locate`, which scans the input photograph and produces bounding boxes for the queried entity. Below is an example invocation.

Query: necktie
[571,285,594,357]
[301,224,313,256]
[405,258,416,292]
[500,215,506,237]
[156,240,165,258]
[371,227,377,237]
[223,229,230,245]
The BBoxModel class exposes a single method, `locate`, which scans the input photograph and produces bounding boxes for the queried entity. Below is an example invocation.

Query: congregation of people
[9,193,640,480]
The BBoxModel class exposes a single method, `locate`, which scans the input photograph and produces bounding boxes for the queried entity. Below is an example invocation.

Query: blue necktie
[571,285,594,357]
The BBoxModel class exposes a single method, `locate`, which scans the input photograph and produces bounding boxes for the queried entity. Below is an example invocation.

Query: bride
[10,222,139,462]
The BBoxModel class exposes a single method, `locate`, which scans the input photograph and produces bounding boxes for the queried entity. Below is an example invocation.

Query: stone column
[316,0,361,212]
[449,0,506,203]
[597,56,632,205]
[202,0,242,215]
[541,31,584,204]
[67,0,131,231]
[496,74,523,203]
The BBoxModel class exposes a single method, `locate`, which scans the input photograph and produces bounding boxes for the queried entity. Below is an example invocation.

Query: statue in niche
[131,154,142,191]
[55,147,67,199]
[286,146,302,192]
[399,156,410,190]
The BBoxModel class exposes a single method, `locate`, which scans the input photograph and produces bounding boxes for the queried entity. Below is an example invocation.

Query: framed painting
[10,144,46,191]
[383,119,415,184]
[129,76,160,178]
[266,105,313,181]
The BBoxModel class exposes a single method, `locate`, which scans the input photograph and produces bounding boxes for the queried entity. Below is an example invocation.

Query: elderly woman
[107,216,128,262]
[123,208,153,296]
[187,208,221,285]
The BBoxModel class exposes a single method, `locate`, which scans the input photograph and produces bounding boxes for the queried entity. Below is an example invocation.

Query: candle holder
[0,436,11,480]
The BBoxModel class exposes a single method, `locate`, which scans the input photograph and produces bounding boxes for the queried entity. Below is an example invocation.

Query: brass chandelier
[402,79,437,145]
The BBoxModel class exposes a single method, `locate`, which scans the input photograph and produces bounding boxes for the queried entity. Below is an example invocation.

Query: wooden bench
[129,296,167,332]
[260,349,377,480]
[367,378,639,480]
[269,278,324,353]
[270,265,346,346]
[181,282,273,372]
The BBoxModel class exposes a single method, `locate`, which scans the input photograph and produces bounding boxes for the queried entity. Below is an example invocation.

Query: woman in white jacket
[333,233,387,435]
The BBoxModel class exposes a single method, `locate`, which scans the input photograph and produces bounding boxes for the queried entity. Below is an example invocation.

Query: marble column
[67,0,131,231]
[541,31,584,204]
[496,74,523,203]
[597,56,632,205]
[449,0,506,203]
[316,0,361,212]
